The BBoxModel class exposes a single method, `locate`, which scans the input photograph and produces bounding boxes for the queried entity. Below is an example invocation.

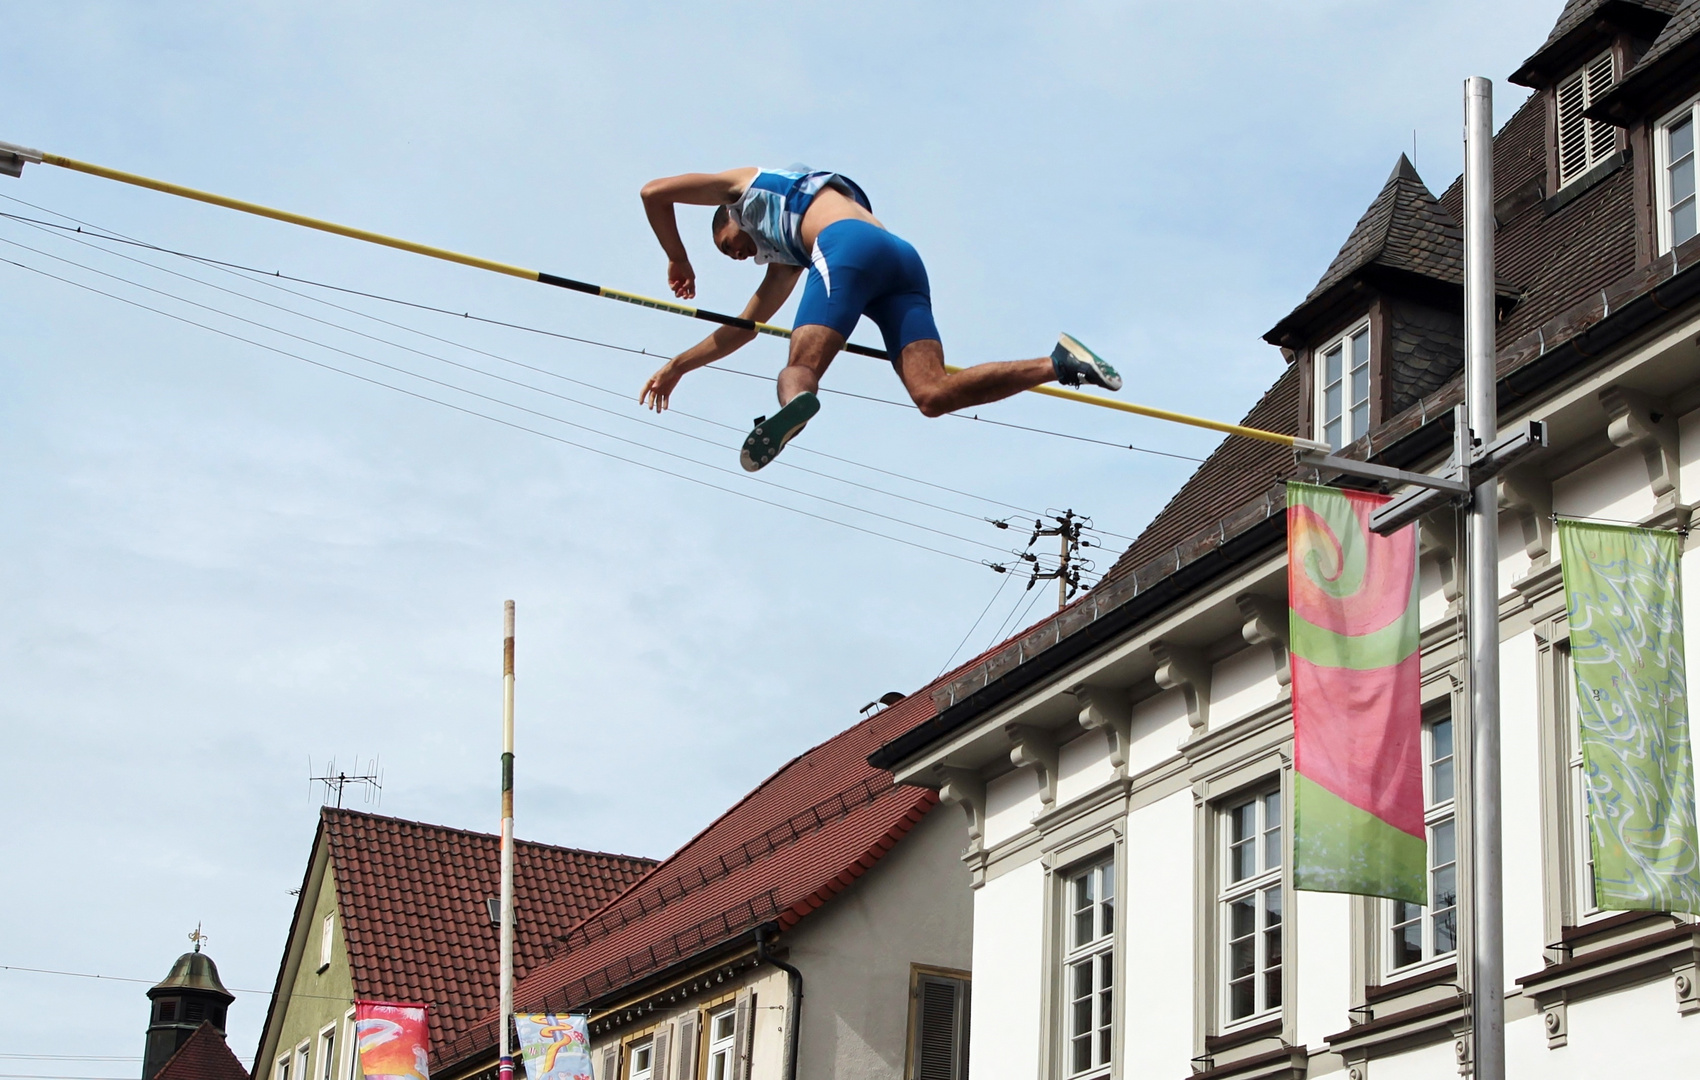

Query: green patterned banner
[1558,519,1700,913]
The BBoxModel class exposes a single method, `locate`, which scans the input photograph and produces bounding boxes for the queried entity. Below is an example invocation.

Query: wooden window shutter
[675,1013,698,1080]
[652,1027,671,1080]
[1557,51,1616,186]
[731,990,754,1080]
[597,1044,619,1080]
[910,975,969,1080]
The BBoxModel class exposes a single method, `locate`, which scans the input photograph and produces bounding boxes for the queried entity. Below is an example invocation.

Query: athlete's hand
[668,258,696,300]
[639,361,684,413]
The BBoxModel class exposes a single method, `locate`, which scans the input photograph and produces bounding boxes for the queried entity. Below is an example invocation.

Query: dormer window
[1556,51,1616,187]
[1655,94,1697,253]
[1315,321,1371,450]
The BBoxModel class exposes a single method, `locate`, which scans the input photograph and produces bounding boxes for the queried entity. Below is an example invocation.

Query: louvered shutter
[910,975,969,1080]
[597,1044,620,1080]
[652,1027,671,1080]
[1557,51,1616,186]
[675,1014,698,1080]
[731,990,753,1080]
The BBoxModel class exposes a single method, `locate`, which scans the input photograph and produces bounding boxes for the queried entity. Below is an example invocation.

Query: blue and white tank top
[727,167,872,266]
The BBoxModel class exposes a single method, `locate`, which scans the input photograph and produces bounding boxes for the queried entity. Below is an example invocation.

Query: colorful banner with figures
[514,1015,592,1080]
[1287,482,1426,904]
[355,1002,430,1080]
[1558,520,1700,913]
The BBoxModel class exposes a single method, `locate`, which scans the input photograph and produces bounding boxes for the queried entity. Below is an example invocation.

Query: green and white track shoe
[740,391,820,472]
[1051,333,1123,391]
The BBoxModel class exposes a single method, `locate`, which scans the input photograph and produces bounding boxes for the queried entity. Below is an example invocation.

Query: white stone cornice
[1005,723,1060,808]
[1073,684,1134,773]
[1600,385,1683,512]
[1499,466,1554,568]
[1152,639,1212,732]
[933,765,987,853]
[1235,593,1291,689]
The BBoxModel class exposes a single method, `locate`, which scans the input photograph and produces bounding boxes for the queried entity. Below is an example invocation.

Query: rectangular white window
[343,1011,358,1080]
[707,1007,736,1080]
[1221,789,1282,1025]
[1386,717,1459,973]
[296,1044,310,1080]
[319,1028,336,1080]
[1657,95,1699,253]
[276,1057,291,1080]
[320,912,335,969]
[1556,51,1616,187]
[1316,322,1371,450]
[1063,860,1114,1078]
[1561,646,1606,922]
[629,1041,653,1080]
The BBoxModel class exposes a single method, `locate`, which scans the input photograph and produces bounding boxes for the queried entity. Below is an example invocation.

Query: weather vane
[188,923,208,953]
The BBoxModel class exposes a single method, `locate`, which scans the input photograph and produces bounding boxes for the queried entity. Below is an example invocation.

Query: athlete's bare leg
[776,324,845,405]
[895,339,1053,418]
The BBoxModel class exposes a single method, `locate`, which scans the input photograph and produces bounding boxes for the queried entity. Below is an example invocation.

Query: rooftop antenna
[310,755,384,809]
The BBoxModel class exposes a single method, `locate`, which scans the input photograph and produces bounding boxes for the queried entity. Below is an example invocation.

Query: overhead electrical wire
[0,219,1027,540]
[0,234,1030,563]
[0,254,998,568]
[0,199,1137,564]
[0,197,1208,481]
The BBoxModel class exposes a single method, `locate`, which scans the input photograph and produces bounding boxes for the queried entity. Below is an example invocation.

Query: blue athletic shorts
[793,219,940,364]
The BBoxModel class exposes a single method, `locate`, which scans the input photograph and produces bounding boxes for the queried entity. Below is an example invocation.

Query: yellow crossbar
[25,148,1303,448]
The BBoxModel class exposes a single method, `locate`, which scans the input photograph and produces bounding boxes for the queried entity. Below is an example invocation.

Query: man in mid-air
[636,166,1122,471]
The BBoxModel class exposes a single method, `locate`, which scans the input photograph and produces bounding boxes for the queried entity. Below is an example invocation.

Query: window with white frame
[295,1043,310,1080]
[318,1027,336,1080]
[320,912,335,969]
[344,1010,358,1080]
[1560,645,1607,923]
[276,1055,291,1080]
[1062,859,1114,1078]
[706,1007,737,1080]
[1656,94,1698,253]
[1221,789,1283,1025]
[1556,51,1616,187]
[1385,716,1458,974]
[628,1040,653,1080]
[1315,322,1372,450]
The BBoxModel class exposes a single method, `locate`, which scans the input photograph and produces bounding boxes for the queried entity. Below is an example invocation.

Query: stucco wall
[261,859,355,1080]
[968,859,1044,1080]
[785,804,974,1080]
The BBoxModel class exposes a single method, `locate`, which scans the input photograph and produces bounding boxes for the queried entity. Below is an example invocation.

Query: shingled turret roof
[1264,155,1466,346]
[154,1022,249,1080]
[1510,0,1680,88]
[1589,0,1700,122]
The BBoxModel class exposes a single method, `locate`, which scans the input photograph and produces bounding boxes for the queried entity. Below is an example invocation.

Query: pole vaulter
[0,141,1319,468]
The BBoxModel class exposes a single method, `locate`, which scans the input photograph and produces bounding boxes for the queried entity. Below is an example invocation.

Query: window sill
[1188,1046,1306,1080]
[1545,151,1624,215]
[1323,993,1468,1053]
[1204,1016,1282,1054]
[1558,909,1670,948]
[1364,960,1458,1004]
[1517,922,1698,997]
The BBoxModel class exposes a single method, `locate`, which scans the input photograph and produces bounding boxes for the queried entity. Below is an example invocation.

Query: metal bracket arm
[1367,420,1548,536]
[0,140,43,179]
[1296,448,1471,495]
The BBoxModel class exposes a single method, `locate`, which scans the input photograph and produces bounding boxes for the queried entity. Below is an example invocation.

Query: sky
[0,0,1555,1068]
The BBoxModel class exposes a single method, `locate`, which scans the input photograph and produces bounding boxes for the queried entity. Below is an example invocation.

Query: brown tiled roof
[155,1022,249,1080]
[436,700,941,1069]
[1591,0,1700,120]
[1436,93,1637,346]
[1304,156,1462,300]
[1510,0,1681,87]
[321,810,655,1061]
[1097,366,1298,588]
[875,5,1700,759]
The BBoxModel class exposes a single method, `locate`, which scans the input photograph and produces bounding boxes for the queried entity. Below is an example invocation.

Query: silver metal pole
[499,601,517,1080]
[1463,76,1504,1080]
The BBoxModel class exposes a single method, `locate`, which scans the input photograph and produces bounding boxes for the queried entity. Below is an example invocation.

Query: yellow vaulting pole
[6,142,1305,448]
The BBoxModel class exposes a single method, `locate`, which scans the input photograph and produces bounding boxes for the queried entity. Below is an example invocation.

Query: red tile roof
[320,809,656,1059]
[436,698,942,1070]
[155,1022,249,1080]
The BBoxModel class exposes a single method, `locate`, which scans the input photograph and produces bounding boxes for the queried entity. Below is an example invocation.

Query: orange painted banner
[355,1001,430,1080]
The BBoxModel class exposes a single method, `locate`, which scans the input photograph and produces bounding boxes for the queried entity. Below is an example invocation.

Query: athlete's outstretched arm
[639,263,802,413]
[639,168,759,300]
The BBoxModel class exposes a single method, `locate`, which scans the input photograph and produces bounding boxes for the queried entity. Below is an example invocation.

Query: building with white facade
[869,2,1700,1077]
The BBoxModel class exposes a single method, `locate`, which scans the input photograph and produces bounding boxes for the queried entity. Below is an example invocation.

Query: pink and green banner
[1288,482,1426,904]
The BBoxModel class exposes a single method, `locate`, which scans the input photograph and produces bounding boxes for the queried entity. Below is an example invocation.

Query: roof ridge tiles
[320,806,652,864]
